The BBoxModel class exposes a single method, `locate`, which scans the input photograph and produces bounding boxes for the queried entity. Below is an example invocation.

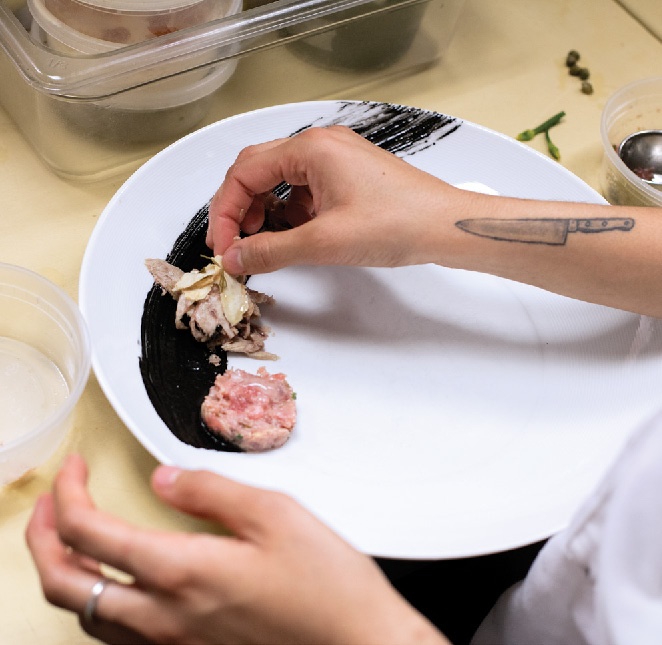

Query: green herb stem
[516,111,566,141]
[516,129,536,142]
[545,129,561,161]
[533,110,566,134]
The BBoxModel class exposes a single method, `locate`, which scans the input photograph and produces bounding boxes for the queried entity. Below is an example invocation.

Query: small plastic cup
[600,76,662,208]
[28,0,241,113]
[0,264,90,485]
[41,0,227,44]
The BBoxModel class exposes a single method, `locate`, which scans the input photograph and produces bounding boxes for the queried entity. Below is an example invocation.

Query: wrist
[336,585,451,645]
[412,183,491,269]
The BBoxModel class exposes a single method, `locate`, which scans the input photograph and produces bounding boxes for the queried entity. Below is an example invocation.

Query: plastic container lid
[40,0,226,44]
[5,0,452,100]
[29,0,117,52]
[76,0,203,10]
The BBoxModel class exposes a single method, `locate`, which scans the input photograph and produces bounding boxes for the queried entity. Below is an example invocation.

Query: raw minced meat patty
[201,367,296,452]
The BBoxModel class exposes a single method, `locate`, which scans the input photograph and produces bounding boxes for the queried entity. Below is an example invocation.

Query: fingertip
[54,455,83,489]
[62,453,89,482]
[150,468,245,527]
[151,465,183,494]
[30,493,51,522]
[63,452,85,469]
[26,493,55,545]
[241,203,264,235]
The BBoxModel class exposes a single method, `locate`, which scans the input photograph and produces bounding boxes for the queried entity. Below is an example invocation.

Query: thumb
[222,228,313,276]
[223,217,361,275]
[151,466,272,539]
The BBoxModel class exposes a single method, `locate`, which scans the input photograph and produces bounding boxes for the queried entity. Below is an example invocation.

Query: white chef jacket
[471,408,662,645]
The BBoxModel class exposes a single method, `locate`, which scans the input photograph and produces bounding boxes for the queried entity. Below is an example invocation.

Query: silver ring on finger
[82,577,111,627]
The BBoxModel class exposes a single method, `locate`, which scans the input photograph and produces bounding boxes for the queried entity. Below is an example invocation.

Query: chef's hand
[206,125,470,276]
[206,124,662,318]
[26,454,446,645]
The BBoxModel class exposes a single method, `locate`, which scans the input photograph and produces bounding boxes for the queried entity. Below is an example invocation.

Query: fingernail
[224,246,244,274]
[152,465,182,489]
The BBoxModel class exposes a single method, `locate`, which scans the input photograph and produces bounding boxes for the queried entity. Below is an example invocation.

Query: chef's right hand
[207,122,662,327]
[206,125,470,276]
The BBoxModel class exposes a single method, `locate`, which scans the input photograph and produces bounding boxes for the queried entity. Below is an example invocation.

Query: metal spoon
[617,129,662,190]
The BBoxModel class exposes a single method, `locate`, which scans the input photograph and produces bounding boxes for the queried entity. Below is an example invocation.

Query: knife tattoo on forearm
[455,218,635,245]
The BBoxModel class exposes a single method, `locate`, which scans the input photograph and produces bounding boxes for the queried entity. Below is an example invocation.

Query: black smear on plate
[273,102,461,199]
[294,101,462,155]
[139,102,461,452]
[139,203,241,452]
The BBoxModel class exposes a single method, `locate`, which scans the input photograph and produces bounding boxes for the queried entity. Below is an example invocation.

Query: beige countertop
[615,0,662,39]
[0,0,660,642]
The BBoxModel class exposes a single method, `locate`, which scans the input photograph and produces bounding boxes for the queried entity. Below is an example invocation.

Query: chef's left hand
[26,454,445,645]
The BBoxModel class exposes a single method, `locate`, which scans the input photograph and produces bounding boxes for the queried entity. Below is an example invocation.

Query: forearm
[429,189,662,318]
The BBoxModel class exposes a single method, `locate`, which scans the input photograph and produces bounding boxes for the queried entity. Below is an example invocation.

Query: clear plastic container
[28,0,241,111]
[0,263,90,486]
[42,0,228,44]
[31,0,241,51]
[600,75,662,208]
[0,0,466,181]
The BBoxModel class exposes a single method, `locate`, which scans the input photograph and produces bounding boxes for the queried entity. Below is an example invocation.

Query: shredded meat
[145,257,183,293]
[145,258,277,359]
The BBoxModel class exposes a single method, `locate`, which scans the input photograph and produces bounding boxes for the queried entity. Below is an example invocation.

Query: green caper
[569,65,582,76]
[581,81,594,95]
[566,50,580,67]
[578,67,590,80]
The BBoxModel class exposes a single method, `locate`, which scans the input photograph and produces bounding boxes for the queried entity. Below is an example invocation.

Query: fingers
[207,129,345,258]
[48,455,201,590]
[207,125,440,275]
[48,456,274,583]
[26,494,97,611]
[222,203,389,275]
[26,489,100,581]
[151,465,289,543]
[27,495,137,612]
[82,616,153,645]
[206,137,290,251]
[26,457,232,645]
[282,185,315,228]
[27,494,159,644]
[28,456,417,645]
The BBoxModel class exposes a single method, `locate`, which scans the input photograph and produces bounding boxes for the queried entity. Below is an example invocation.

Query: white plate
[80,101,662,559]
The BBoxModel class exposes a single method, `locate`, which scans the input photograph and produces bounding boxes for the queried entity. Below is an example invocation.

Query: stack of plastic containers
[27,0,241,115]
[0,0,467,181]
